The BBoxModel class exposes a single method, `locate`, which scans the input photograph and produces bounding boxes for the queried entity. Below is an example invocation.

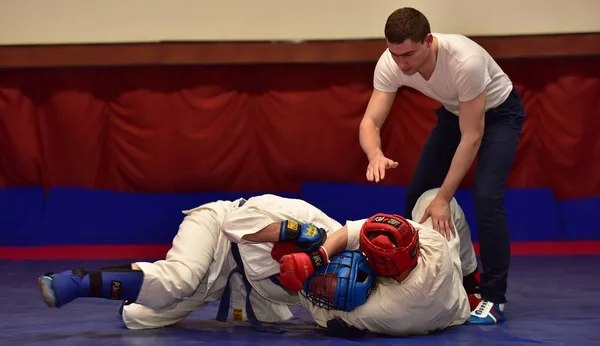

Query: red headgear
[359,213,420,277]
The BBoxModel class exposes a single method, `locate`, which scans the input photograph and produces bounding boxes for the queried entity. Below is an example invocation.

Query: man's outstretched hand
[366,154,398,183]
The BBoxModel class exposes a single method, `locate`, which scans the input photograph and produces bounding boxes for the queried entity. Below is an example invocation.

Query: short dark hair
[384,7,431,44]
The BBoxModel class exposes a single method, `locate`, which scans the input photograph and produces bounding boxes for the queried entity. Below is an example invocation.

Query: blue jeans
[404,87,525,304]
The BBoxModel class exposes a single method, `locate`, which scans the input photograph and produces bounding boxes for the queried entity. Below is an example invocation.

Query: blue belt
[216,204,285,333]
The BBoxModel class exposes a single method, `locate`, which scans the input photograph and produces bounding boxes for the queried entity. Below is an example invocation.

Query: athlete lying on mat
[38,194,346,331]
[277,188,488,337]
[39,190,483,335]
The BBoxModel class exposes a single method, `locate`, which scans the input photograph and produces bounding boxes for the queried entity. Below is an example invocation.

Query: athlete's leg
[39,208,223,311]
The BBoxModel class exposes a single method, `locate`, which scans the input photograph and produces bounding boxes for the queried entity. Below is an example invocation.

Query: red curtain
[1,57,599,200]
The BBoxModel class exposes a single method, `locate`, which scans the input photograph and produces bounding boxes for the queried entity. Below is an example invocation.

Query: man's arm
[321,225,349,257]
[437,90,486,201]
[359,90,397,161]
[241,223,281,242]
[320,218,368,256]
[241,221,328,253]
[223,206,326,251]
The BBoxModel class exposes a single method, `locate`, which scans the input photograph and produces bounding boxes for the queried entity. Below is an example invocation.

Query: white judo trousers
[121,194,345,330]
[121,198,292,329]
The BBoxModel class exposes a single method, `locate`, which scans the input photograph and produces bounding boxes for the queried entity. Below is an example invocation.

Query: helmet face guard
[302,251,376,312]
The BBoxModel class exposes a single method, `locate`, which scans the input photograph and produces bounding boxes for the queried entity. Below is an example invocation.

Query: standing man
[358,7,525,325]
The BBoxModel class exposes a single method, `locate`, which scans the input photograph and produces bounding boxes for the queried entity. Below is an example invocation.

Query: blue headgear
[301,251,376,312]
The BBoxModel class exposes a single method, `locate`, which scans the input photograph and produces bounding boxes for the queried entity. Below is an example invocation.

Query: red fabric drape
[1,57,599,200]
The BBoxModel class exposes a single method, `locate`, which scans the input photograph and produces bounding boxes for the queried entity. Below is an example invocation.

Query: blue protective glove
[279,220,327,252]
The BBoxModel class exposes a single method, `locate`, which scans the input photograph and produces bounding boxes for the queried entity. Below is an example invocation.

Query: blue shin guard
[38,266,144,308]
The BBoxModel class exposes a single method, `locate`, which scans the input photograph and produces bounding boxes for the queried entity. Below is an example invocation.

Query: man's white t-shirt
[374,33,513,115]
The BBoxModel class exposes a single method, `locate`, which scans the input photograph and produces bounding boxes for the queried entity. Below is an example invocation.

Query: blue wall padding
[556,197,600,240]
[0,187,46,246]
[0,184,597,247]
[7,187,297,246]
[300,182,408,223]
[451,188,561,242]
[301,183,572,243]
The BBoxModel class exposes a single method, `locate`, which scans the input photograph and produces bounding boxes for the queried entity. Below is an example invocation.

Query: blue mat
[2,256,599,345]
